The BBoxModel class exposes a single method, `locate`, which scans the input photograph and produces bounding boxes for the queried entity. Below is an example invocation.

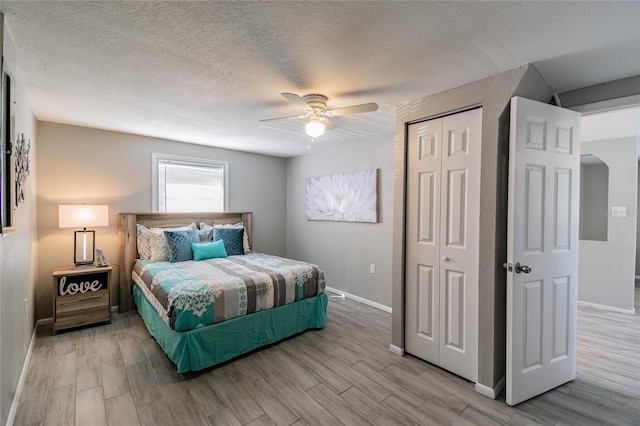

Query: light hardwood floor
[14,290,640,425]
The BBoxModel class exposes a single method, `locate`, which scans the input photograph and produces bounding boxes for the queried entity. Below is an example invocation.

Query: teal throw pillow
[191,240,227,261]
[213,227,245,256]
[164,229,199,262]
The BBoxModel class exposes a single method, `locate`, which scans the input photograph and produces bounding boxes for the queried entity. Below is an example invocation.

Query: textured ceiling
[1,1,639,157]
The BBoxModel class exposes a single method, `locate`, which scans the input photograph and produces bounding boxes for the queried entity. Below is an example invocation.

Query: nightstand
[52,265,112,334]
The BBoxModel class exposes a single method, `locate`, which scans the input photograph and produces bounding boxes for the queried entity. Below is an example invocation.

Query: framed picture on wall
[0,60,15,233]
[305,168,378,223]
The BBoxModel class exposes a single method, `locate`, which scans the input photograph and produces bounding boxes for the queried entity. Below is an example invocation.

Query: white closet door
[405,108,481,382]
[438,108,481,382]
[405,118,443,363]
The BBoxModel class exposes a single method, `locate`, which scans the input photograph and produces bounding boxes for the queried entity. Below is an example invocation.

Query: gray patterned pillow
[197,228,213,242]
[148,228,171,261]
[136,224,153,259]
[164,229,199,262]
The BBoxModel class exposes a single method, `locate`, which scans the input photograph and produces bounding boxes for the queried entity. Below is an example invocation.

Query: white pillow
[200,222,250,252]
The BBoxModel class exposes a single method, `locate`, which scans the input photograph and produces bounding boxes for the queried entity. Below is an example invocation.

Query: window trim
[151,153,229,213]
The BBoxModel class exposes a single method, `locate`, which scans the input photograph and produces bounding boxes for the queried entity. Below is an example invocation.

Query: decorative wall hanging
[14,133,30,207]
[305,168,378,223]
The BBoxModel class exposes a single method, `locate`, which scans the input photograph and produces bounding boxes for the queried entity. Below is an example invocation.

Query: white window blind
[153,154,228,212]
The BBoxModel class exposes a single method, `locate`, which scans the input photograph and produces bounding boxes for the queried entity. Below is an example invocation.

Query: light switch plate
[611,206,627,217]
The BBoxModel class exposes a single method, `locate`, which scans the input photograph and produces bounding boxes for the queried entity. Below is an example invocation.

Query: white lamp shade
[305,120,326,138]
[59,205,109,228]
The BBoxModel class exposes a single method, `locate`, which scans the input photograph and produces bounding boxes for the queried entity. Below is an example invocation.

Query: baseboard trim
[578,300,635,315]
[6,319,43,426]
[475,376,505,400]
[325,286,392,313]
[39,317,53,325]
[388,344,404,356]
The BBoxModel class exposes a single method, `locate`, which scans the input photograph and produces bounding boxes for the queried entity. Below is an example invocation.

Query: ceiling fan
[260,92,378,139]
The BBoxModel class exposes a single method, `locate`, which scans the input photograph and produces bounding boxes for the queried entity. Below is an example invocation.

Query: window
[152,153,228,212]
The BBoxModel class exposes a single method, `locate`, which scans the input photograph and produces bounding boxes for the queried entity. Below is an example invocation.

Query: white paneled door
[405,108,481,382]
[506,97,581,405]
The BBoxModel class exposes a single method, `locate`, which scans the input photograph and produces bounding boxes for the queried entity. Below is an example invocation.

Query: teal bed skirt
[133,285,328,373]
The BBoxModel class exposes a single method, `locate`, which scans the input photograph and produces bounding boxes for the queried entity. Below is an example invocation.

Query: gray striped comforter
[132,253,325,331]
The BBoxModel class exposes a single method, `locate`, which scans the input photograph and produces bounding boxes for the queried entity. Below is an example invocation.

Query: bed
[118,212,328,373]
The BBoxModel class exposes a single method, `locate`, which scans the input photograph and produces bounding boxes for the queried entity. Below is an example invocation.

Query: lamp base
[72,262,96,270]
[73,229,96,266]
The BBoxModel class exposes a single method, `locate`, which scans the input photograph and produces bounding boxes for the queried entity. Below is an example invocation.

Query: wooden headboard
[117,212,252,312]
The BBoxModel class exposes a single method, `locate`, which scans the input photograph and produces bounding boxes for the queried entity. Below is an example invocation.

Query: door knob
[515,263,531,274]
[442,256,450,261]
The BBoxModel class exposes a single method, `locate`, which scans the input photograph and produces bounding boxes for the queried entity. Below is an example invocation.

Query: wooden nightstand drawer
[56,289,109,316]
[53,266,112,334]
[54,293,111,331]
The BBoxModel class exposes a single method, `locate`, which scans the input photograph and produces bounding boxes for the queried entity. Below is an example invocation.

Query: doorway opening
[576,104,640,396]
[578,105,639,313]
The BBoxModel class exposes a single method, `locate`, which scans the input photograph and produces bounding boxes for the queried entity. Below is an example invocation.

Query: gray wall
[580,162,609,241]
[286,136,395,307]
[637,160,640,278]
[0,22,39,425]
[391,65,555,390]
[36,123,287,319]
[579,137,638,311]
[558,75,640,109]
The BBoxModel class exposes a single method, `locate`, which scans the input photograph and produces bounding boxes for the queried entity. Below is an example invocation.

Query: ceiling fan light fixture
[261,92,378,142]
[305,119,325,139]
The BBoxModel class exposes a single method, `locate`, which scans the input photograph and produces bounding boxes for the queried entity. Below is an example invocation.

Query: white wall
[579,137,638,311]
[0,21,38,426]
[36,123,287,319]
[286,136,395,308]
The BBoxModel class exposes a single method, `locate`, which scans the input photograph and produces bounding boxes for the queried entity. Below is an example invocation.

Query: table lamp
[58,204,109,267]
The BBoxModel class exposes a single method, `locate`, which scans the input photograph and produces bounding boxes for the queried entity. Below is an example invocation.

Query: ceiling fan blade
[281,92,312,111]
[327,102,378,117]
[259,114,307,122]
[319,117,337,130]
